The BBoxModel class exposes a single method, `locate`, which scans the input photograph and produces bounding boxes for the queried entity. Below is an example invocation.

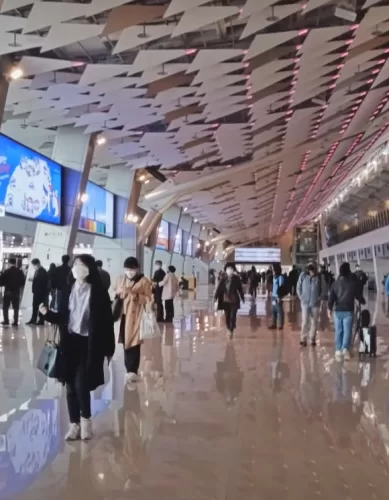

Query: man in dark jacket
[53,254,72,311]
[27,258,48,326]
[152,261,166,322]
[288,265,299,296]
[354,264,368,295]
[328,262,364,361]
[96,260,111,291]
[0,258,25,326]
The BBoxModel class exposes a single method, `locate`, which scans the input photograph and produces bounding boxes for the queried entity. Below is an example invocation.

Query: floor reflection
[2,291,389,498]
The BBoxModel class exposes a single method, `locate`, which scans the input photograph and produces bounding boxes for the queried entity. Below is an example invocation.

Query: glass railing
[329,208,389,246]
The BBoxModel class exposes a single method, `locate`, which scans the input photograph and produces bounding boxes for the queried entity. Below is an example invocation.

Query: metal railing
[329,208,389,246]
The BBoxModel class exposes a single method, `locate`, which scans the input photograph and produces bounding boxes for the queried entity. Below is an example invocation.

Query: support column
[92,166,139,288]
[22,127,97,310]
[372,245,380,294]
[334,254,340,277]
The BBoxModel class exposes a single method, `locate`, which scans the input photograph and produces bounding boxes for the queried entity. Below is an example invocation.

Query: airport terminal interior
[3,0,389,498]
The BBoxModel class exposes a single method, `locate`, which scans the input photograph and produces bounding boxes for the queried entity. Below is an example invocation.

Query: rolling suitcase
[358,309,377,357]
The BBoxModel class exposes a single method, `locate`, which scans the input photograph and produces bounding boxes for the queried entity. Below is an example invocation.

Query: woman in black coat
[39,254,115,442]
[214,263,244,339]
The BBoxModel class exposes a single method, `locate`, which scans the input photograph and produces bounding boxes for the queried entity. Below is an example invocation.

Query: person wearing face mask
[39,255,115,441]
[26,258,48,326]
[152,260,165,322]
[159,265,179,322]
[115,257,153,383]
[297,263,322,347]
[214,263,244,339]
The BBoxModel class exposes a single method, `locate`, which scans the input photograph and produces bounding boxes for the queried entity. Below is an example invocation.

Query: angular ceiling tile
[0,0,38,12]
[23,2,90,34]
[241,4,302,39]
[102,4,167,37]
[79,64,133,86]
[19,56,76,77]
[188,50,243,73]
[172,6,240,38]
[245,31,299,60]
[41,23,103,53]
[164,0,213,18]
[131,50,188,73]
[113,24,175,54]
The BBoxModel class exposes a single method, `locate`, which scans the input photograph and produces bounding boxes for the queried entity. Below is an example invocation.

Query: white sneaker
[65,423,80,441]
[125,372,138,383]
[335,350,342,361]
[80,418,93,441]
[342,349,351,361]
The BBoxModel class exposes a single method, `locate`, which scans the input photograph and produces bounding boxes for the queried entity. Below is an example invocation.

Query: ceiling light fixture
[97,135,106,146]
[10,67,23,80]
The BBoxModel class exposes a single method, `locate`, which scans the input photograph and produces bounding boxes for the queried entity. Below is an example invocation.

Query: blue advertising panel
[79,181,114,238]
[156,220,169,250]
[0,134,62,224]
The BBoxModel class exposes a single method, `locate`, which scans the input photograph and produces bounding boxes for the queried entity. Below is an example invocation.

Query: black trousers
[164,299,174,321]
[124,344,141,374]
[249,285,257,298]
[66,335,91,424]
[224,303,238,331]
[3,292,20,324]
[30,294,46,324]
[156,297,164,322]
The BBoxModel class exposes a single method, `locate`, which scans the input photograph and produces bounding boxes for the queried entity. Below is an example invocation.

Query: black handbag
[112,296,123,322]
[37,327,62,378]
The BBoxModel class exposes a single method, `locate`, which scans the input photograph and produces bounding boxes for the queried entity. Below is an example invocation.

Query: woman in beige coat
[115,257,153,383]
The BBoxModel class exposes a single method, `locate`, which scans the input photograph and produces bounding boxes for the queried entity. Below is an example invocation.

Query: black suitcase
[358,310,377,357]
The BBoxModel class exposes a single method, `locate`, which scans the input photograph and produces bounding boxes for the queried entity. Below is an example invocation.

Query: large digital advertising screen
[156,220,169,250]
[174,228,183,254]
[79,181,114,238]
[0,134,62,225]
[234,247,281,263]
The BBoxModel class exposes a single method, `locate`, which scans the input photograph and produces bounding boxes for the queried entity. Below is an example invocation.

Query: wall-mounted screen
[79,181,114,237]
[187,236,193,256]
[0,134,62,225]
[156,220,169,250]
[174,228,182,254]
[235,247,281,263]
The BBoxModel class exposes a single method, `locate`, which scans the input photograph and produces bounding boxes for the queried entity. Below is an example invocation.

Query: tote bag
[140,305,161,341]
[37,327,63,378]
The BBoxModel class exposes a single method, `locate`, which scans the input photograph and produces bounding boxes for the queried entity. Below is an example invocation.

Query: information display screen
[174,228,183,254]
[79,181,114,237]
[156,220,169,250]
[0,134,62,224]
[234,247,281,263]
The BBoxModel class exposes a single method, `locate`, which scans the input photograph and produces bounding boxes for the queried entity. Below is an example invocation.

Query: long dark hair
[73,254,102,287]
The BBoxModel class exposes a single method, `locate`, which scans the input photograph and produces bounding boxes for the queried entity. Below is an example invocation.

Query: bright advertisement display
[235,247,281,263]
[174,228,183,254]
[156,220,169,250]
[79,181,114,238]
[0,134,62,224]
[187,235,193,256]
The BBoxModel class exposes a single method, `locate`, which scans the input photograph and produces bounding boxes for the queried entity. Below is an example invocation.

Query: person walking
[39,254,115,441]
[47,263,57,310]
[269,263,286,330]
[115,257,153,383]
[0,258,25,326]
[159,265,179,322]
[328,262,364,361]
[297,263,322,347]
[55,255,72,310]
[96,260,111,291]
[288,265,299,297]
[248,265,259,298]
[152,260,166,322]
[214,263,244,339]
[27,258,48,326]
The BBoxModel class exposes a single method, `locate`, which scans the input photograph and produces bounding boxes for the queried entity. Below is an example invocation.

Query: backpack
[277,275,290,298]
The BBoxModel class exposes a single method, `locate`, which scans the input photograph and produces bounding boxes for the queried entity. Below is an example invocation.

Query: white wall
[143,247,153,278]
[171,253,184,275]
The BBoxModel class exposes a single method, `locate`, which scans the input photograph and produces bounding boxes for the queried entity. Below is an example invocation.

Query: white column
[92,166,138,289]
[22,127,97,309]
[372,245,380,294]
[334,254,340,277]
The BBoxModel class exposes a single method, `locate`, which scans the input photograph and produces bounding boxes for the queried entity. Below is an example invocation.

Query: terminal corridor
[0,290,387,499]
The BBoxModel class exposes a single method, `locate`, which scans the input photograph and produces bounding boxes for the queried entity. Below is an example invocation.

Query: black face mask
[307,266,315,273]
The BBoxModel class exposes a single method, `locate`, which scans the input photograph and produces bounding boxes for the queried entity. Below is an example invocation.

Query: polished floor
[2,288,389,498]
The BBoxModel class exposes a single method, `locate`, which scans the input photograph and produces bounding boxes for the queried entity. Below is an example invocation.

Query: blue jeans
[271,301,284,327]
[334,311,353,351]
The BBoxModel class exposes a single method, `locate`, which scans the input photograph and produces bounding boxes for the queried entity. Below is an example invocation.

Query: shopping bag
[112,296,123,322]
[37,327,63,378]
[140,306,161,340]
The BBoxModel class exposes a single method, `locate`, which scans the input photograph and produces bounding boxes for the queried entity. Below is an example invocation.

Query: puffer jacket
[297,272,322,307]
[328,275,363,312]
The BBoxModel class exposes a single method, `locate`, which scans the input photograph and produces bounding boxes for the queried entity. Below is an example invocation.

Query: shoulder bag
[37,326,63,379]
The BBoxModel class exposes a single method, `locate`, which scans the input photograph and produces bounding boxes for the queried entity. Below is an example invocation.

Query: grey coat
[297,272,322,307]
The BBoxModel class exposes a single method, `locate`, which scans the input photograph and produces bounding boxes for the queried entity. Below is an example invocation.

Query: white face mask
[72,264,89,282]
[125,269,137,279]
[226,268,234,276]
[155,265,161,270]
